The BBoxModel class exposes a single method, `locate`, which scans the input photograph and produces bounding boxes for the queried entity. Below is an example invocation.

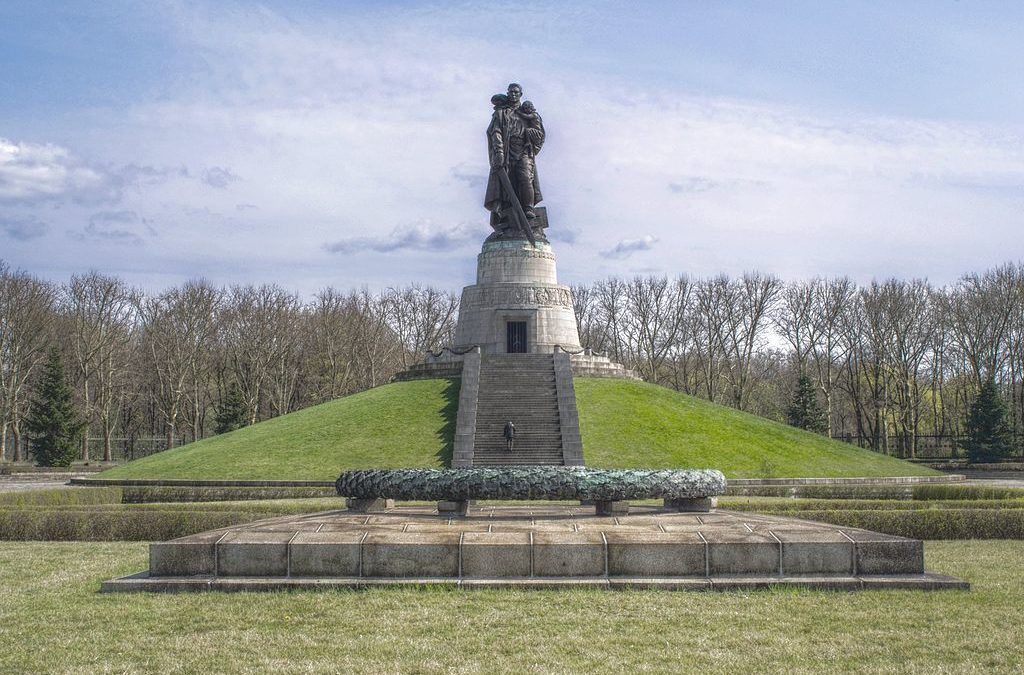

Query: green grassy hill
[99,377,937,480]
[99,379,459,480]
[575,379,937,478]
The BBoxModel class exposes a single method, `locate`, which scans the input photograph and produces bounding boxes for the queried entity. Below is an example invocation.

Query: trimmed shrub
[0,487,123,507]
[787,508,1024,540]
[119,486,336,503]
[3,500,346,514]
[0,492,350,541]
[726,483,1024,500]
[0,508,270,541]
[726,485,915,500]
[912,484,1024,501]
[722,497,1024,512]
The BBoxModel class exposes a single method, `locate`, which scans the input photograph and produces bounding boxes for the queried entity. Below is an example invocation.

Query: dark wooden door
[506,321,527,353]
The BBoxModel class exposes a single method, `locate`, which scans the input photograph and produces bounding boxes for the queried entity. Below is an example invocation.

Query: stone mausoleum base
[103,505,966,592]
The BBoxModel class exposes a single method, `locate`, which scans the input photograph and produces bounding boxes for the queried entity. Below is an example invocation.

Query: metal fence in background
[2,437,175,463]
[830,433,1024,459]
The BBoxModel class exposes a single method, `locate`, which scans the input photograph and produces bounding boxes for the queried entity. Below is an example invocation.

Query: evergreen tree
[214,382,248,435]
[786,373,827,434]
[25,349,84,467]
[963,379,1014,462]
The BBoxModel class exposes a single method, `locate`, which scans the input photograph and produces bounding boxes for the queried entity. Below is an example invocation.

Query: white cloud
[4,2,1024,293]
[601,235,659,260]
[0,138,110,203]
[325,221,477,254]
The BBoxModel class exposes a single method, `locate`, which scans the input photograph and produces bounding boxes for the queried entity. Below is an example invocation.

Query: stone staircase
[472,354,565,466]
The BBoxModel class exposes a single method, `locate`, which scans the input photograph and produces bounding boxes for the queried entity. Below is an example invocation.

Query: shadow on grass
[437,378,461,467]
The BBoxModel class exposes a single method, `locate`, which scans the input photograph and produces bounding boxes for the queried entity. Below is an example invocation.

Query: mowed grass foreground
[0,541,1019,673]
[576,378,938,478]
[100,377,935,480]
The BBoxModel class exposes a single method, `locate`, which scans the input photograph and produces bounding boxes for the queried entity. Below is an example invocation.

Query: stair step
[471,353,567,467]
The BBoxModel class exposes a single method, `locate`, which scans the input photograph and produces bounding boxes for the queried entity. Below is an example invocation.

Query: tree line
[2,259,1023,463]
[0,261,457,462]
[571,264,1024,458]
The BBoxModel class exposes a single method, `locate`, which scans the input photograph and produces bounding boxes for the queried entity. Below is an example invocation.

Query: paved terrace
[104,505,967,592]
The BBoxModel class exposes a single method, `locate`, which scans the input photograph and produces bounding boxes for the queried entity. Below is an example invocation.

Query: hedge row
[726,485,916,499]
[0,509,267,541]
[912,484,1024,501]
[0,486,338,507]
[119,486,336,503]
[722,497,1024,512]
[5,506,1024,542]
[3,498,348,514]
[0,487,124,507]
[725,483,1024,500]
[785,508,1024,540]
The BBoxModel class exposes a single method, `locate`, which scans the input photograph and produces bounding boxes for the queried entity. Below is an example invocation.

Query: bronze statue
[484,83,545,243]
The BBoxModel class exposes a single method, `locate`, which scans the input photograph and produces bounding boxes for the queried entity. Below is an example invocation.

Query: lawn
[0,541,1020,673]
[576,378,939,478]
[99,379,459,480]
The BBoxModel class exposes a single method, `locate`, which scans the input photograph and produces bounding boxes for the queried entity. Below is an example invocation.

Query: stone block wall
[451,350,481,468]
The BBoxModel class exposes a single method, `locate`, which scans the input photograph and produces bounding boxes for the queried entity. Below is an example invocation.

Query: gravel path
[0,475,80,493]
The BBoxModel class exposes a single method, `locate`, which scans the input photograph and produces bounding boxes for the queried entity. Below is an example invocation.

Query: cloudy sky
[2,1,1023,295]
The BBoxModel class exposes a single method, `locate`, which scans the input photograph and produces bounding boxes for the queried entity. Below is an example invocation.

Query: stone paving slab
[104,505,969,592]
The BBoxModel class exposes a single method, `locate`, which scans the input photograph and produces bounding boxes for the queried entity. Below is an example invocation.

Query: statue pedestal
[453,239,581,354]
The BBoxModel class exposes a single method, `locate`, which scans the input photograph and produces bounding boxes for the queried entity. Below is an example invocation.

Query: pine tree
[25,348,84,467]
[786,373,827,434]
[963,379,1014,462]
[214,382,248,435]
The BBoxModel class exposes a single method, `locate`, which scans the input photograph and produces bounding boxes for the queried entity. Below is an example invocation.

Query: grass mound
[99,376,936,480]
[576,378,938,478]
[99,379,458,481]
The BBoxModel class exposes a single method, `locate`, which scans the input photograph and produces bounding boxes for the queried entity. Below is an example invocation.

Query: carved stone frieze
[479,248,556,262]
[461,284,572,308]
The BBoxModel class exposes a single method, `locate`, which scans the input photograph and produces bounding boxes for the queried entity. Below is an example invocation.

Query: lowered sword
[496,167,537,247]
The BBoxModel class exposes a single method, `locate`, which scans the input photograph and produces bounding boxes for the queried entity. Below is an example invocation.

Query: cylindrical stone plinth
[454,239,582,354]
[476,240,558,285]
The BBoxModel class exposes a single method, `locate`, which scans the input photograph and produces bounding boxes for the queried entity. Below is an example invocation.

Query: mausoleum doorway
[506,320,528,353]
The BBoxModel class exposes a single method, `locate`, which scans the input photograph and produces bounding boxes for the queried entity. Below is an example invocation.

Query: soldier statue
[484,83,546,243]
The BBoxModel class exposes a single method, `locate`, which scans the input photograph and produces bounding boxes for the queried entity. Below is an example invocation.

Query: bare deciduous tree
[719,272,782,410]
[385,284,458,368]
[0,263,56,461]
[64,272,137,462]
[809,277,854,438]
[141,280,222,449]
[623,276,691,384]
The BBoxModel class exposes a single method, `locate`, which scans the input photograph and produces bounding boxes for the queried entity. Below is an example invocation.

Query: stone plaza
[103,504,965,592]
